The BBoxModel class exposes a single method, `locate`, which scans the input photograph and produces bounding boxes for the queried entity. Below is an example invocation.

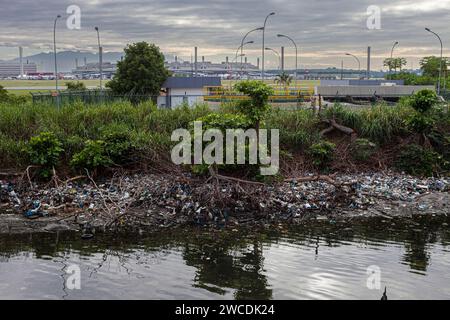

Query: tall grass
[324,103,412,144]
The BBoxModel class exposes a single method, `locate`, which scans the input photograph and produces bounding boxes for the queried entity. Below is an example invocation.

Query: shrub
[234,80,274,130]
[27,132,64,178]
[395,144,443,176]
[71,140,112,170]
[410,89,438,113]
[308,141,335,169]
[66,81,87,91]
[100,123,135,163]
[351,138,377,162]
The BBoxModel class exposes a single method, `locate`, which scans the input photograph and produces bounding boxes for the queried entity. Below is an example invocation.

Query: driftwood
[320,119,357,140]
[208,166,266,186]
[285,173,338,186]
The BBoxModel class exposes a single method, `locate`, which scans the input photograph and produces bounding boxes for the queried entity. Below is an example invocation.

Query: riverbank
[1,171,448,235]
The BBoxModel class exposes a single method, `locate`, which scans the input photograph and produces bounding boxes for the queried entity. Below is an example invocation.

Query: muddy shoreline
[1,172,449,235]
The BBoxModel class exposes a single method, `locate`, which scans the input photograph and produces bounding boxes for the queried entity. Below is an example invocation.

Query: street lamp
[53,15,62,93]
[235,41,254,78]
[389,41,399,77]
[277,34,298,80]
[53,15,62,108]
[425,28,443,95]
[95,26,103,90]
[262,12,275,80]
[345,53,361,79]
[240,27,263,75]
[265,47,281,72]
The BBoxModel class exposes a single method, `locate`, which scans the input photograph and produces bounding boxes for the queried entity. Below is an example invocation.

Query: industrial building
[0,62,37,78]
[158,76,221,108]
[71,62,117,79]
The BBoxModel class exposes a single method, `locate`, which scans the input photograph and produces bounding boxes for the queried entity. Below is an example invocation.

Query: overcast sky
[1,0,450,69]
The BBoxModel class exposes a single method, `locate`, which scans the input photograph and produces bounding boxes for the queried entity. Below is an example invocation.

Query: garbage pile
[1,171,449,231]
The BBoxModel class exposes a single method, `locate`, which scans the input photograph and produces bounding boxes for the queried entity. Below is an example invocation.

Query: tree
[275,72,293,89]
[65,81,86,91]
[384,57,407,72]
[234,80,274,138]
[420,56,449,78]
[107,42,170,97]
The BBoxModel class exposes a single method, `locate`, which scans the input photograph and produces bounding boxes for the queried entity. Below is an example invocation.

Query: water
[1,216,450,300]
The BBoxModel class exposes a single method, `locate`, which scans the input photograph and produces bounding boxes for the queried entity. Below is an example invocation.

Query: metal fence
[31,90,156,106]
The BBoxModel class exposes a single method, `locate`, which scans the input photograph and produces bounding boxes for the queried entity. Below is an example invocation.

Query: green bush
[308,141,336,169]
[100,123,135,163]
[395,144,443,176]
[66,81,87,91]
[410,89,438,113]
[71,140,112,170]
[27,132,64,178]
[351,138,377,162]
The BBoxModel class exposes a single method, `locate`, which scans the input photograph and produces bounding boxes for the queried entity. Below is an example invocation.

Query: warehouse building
[0,62,37,78]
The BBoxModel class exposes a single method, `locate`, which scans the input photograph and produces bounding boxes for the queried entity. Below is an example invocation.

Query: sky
[1,0,450,70]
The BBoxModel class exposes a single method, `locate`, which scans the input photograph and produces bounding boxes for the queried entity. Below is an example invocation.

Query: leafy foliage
[396,144,443,176]
[351,138,377,162]
[308,141,335,169]
[71,140,113,170]
[234,80,274,128]
[410,89,438,113]
[27,132,64,178]
[65,81,87,91]
[107,42,170,97]
[420,56,449,78]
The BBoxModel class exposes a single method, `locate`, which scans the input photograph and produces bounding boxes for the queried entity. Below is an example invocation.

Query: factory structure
[0,47,37,78]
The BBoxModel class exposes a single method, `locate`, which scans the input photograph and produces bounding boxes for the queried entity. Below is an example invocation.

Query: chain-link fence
[31,90,156,106]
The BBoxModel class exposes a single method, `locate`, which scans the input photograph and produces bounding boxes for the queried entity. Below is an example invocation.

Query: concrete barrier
[316,85,435,98]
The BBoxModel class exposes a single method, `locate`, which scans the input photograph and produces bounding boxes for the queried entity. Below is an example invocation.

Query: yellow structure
[203,82,316,104]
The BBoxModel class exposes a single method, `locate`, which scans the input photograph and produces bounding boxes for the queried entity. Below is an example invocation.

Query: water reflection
[0,216,449,299]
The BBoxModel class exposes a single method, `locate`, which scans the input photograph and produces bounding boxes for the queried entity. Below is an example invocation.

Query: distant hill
[8,51,124,72]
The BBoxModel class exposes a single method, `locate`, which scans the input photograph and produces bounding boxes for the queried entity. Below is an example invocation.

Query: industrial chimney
[367,46,371,79]
[19,47,24,76]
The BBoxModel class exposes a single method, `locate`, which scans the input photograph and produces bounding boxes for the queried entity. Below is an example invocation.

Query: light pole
[240,27,263,76]
[95,26,103,90]
[277,34,298,80]
[262,12,275,80]
[345,53,361,79]
[53,15,61,93]
[235,41,254,78]
[425,28,443,95]
[389,41,399,77]
[265,47,281,72]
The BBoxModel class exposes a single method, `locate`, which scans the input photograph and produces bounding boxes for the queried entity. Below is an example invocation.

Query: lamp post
[235,41,254,78]
[277,34,298,80]
[389,41,399,77]
[265,47,281,72]
[53,15,61,92]
[262,12,275,80]
[425,28,443,95]
[240,27,263,76]
[94,26,103,90]
[345,53,361,79]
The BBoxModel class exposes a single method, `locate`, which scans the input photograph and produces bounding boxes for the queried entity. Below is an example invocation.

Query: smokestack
[84,57,87,66]
[202,56,205,63]
[175,56,178,63]
[281,46,285,72]
[194,47,198,77]
[245,57,248,64]
[367,46,371,79]
[257,57,260,69]
[19,47,24,76]
[75,58,79,68]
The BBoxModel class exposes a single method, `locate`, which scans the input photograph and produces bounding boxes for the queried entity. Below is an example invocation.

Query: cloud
[1,0,450,68]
